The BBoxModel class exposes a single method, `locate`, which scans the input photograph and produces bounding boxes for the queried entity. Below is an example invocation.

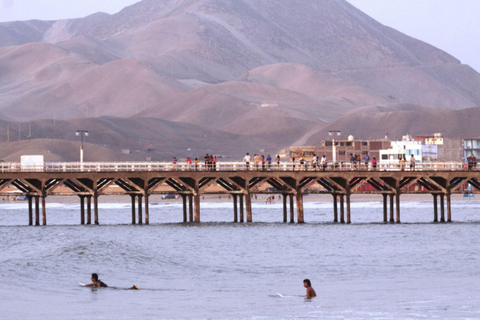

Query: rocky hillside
[0,0,479,161]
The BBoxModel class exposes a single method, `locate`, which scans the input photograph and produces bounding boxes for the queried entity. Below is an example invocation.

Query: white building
[379,136,422,164]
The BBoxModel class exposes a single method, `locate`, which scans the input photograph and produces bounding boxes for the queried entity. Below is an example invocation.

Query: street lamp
[329,130,341,163]
[76,130,89,163]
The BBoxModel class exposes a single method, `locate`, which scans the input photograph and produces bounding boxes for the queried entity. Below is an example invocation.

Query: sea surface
[1,198,480,319]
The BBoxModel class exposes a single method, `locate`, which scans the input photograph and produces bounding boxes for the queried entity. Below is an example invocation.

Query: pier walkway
[0,161,478,225]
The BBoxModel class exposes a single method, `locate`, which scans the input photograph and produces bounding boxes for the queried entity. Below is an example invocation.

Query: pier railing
[0,161,474,173]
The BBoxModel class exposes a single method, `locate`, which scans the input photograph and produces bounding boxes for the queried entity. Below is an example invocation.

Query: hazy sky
[1,0,479,72]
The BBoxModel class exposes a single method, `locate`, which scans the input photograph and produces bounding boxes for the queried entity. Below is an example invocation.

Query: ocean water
[1,198,480,319]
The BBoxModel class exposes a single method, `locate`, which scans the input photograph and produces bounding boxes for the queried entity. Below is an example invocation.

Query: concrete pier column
[289,194,295,223]
[333,194,338,223]
[239,194,244,223]
[138,195,143,225]
[145,194,150,225]
[35,196,40,226]
[246,193,253,222]
[87,196,92,225]
[440,194,445,223]
[383,194,388,223]
[80,196,85,225]
[346,194,351,224]
[433,194,438,222]
[182,195,187,223]
[340,195,345,224]
[131,195,136,225]
[395,192,401,223]
[28,196,33,226]
[194,193,201,222]
[42,196,47,226]
[94,194,99,225]
[447,193,452,222]
[189,194,193,222]
[233,194,238,222]
[389,194,394,223]
[283,194,287,223]
[296,192,305,223]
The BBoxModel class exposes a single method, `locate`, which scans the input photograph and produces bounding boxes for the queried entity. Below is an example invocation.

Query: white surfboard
[276,292,284,297]
[79,282,86,286]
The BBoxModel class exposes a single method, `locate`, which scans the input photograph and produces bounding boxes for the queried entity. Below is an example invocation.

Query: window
[362,142,368,146]
[325,141,332,146]
[346,142,352,147]
[339,151,346,155]
[382,155,388,160]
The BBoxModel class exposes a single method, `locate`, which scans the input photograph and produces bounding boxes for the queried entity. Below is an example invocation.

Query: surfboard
[276,292,284,297]
[79,282,86,286]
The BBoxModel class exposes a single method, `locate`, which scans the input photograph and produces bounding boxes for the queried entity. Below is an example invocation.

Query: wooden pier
[0,161,479,225]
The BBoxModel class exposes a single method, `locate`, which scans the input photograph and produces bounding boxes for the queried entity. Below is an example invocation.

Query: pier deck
[1,161,479,225]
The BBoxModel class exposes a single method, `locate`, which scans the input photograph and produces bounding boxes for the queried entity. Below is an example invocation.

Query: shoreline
[2,193,475,204]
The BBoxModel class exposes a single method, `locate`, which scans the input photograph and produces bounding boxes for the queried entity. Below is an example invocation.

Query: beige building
[290,139,391,162]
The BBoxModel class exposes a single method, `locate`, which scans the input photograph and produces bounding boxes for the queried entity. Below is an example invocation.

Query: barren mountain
[0,0,479,161]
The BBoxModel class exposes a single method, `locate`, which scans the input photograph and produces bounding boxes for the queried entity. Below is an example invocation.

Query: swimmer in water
[84,273,140,290]
[303,279,316,299]
[85,273,108,288]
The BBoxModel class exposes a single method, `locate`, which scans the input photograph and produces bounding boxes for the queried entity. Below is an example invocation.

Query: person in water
[85,273,108,288]
[85,273,140,290]
[303,279,316,298]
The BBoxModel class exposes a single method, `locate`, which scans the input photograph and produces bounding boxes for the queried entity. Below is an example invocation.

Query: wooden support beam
[283,194,287,223]
[34,196,40,226]
[383,194,388,223]
[246,193,253,222]
[145,194,149,225]
[183,195,187,223]
[233,194,238,223]
[340,195,345,224]
[189,194,193,222]
[333,194,338,223]
[389,194,394,223]
[433,194,438,223]
[87,196,92,225]
[289,194,294,223]
[346,193,351,224]
[80,196,85,225]
[138,195,143,225]
[440,194,445,223]
[131,195,136,225]
[447,193,452,223]
[94,194,99,225]
[396,192,401,223]
[296,192,304,223]
[194,193,201,222]
[42,196,46,226]
[239,194,244,223]
[28,196,33,226]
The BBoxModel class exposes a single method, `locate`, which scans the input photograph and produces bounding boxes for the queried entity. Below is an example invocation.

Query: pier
[0,161,479,225]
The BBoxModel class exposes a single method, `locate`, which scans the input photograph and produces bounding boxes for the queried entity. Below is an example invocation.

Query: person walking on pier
[364,152,370,170]
[276,155,281,170]
[261,155,266,171]
[254,154,260,170]
[244,153,251,170]
[321,155,327,171]
[194,158,199,171]
[267,154,272,170]
[303,279,316,299]
[410,154,416,171]
[172,157,177,171]
[372,157,377,170]
[186,157,192,171]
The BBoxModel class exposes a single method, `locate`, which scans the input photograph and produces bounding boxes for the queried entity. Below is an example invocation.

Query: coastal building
[379,137,422,164]
[289,136,391,162]
[463,138,480,160]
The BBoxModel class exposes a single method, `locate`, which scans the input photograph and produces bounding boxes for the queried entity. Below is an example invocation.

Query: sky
[0,0,479,72]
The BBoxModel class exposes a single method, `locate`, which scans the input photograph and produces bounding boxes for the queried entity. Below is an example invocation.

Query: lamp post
[329,130,341,163]
[76,130,89,163]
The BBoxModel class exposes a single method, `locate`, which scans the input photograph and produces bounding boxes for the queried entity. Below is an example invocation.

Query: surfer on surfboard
[83,273,140,290]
